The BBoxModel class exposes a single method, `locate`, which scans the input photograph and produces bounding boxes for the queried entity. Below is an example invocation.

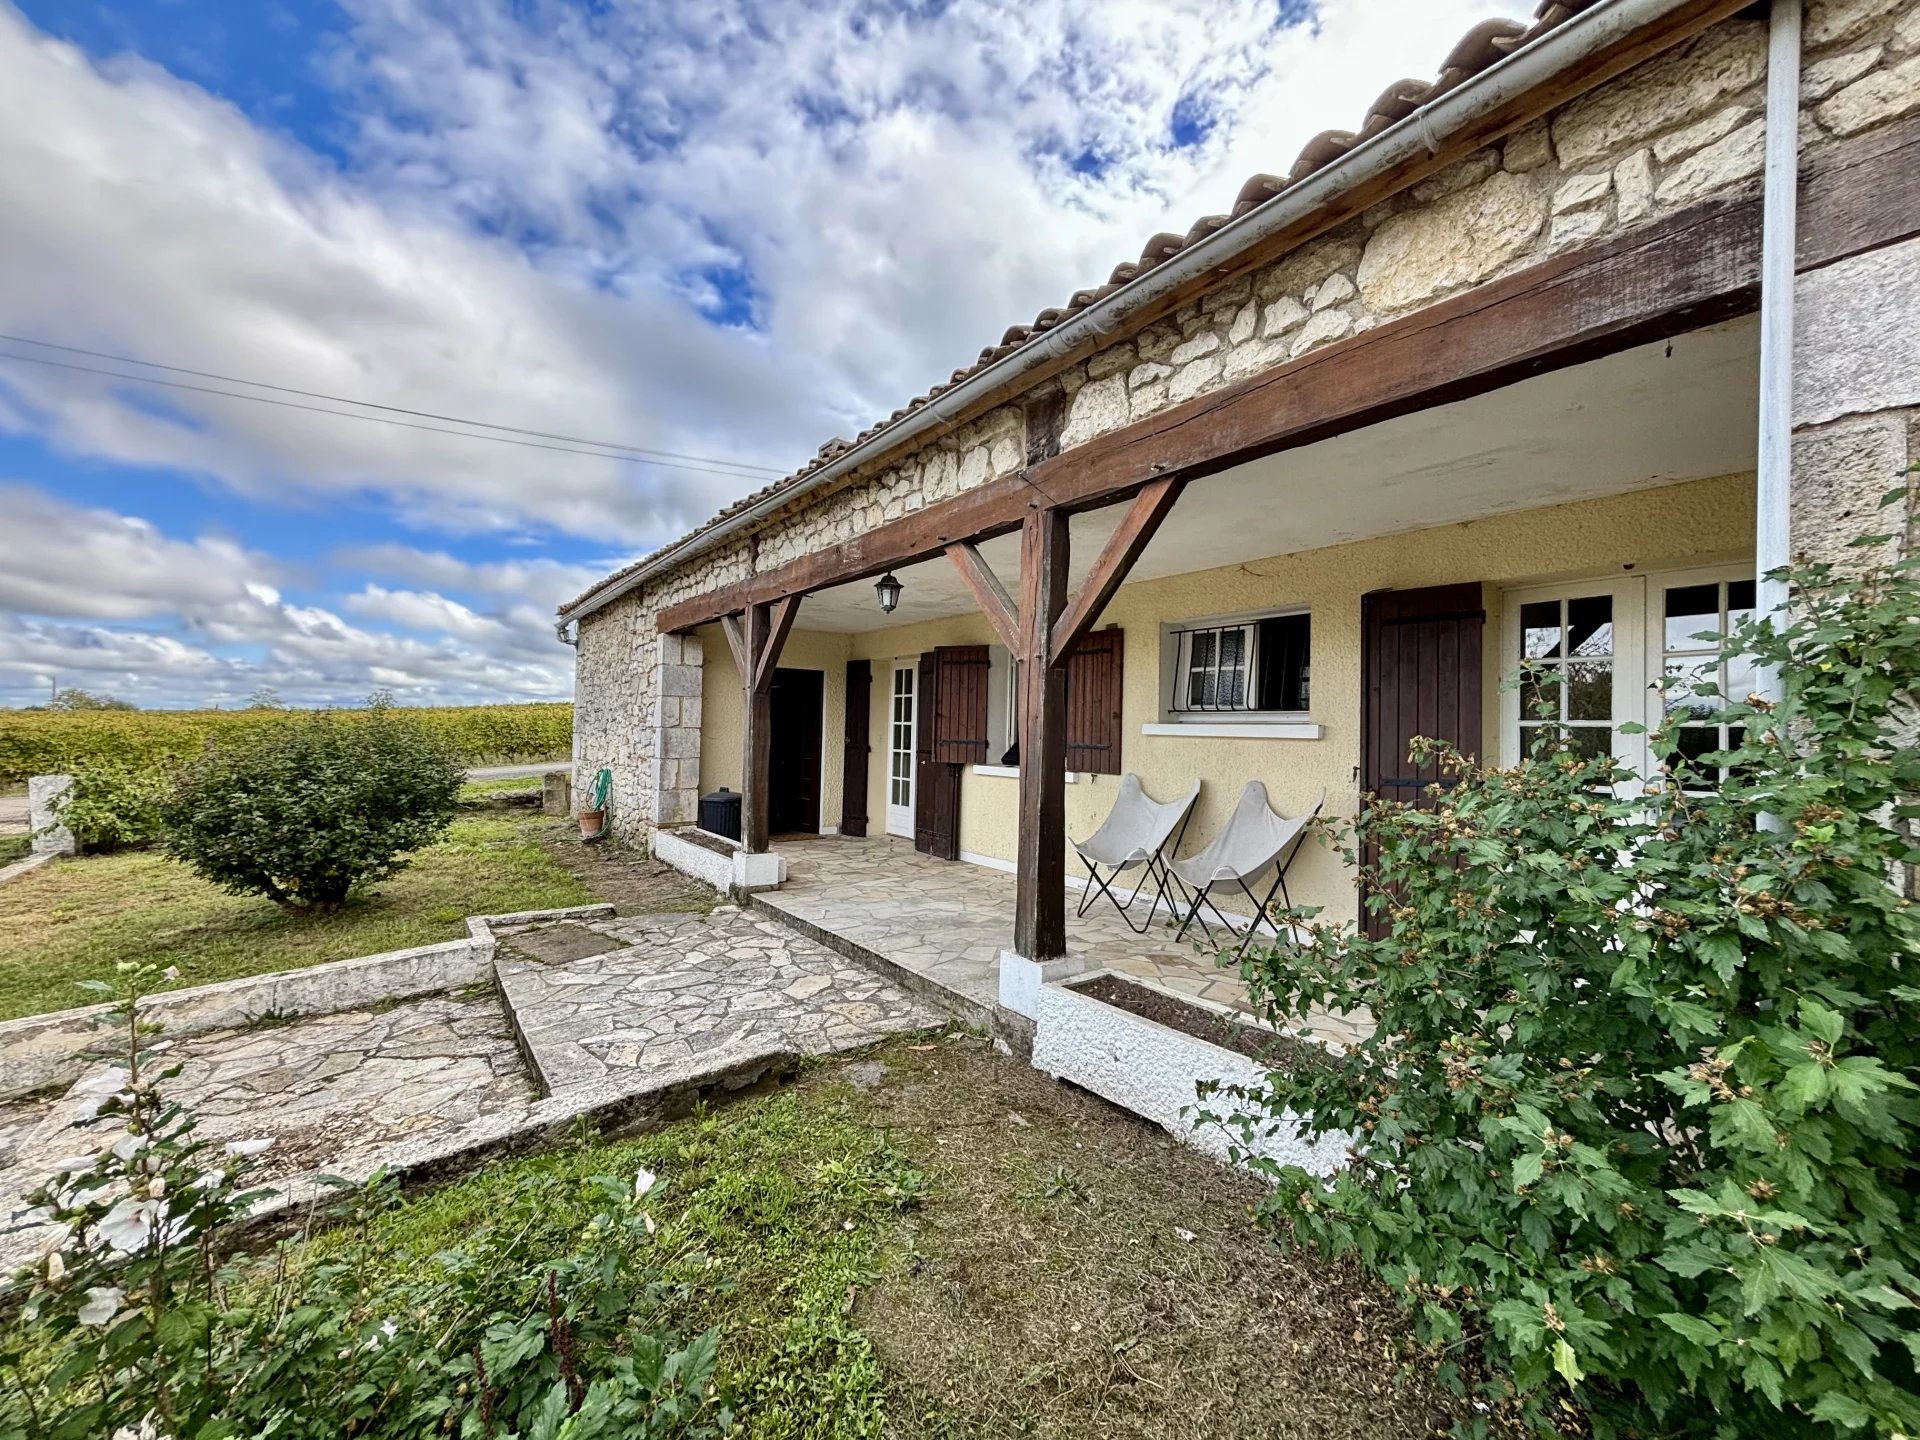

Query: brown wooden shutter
[1360,583,1484,936]
[931,645,991,764]
[1064,627,1124,775]
[840,659,870,838]
[913,651,961,859]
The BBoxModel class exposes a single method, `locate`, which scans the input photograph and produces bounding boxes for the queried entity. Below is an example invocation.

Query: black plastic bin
[699,787,742,842]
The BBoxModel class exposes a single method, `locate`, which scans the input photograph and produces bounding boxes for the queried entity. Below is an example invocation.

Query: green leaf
[1552,1337,1585,1388]
[1811,1391,1874,1429]
[1656,1312,1722,1348]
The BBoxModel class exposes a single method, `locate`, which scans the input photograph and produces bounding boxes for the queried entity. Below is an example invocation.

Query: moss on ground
[333,1034,1466,1440]
[0,815,594,1020]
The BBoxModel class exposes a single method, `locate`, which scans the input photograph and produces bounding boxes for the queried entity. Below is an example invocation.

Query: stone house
[561,0,1920,1029]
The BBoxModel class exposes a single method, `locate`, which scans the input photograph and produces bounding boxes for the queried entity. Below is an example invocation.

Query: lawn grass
[0,815,594,1020]
[0,835,27,867]
[330,1035,1466,1440]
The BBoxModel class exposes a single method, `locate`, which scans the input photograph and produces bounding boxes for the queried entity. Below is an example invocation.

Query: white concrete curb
[0,850,59,890]
[1031,969,1351,1176]
[0,903,616,1101]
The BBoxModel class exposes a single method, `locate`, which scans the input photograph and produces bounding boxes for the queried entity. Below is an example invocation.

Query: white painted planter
[652,826,787,894]
[1031,971,1349,1175]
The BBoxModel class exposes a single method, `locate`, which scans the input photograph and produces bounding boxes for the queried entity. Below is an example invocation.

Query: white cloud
[0,484,280,621]
[0,0,1509,547]
[0,489,572,707]
[332,543,622,615]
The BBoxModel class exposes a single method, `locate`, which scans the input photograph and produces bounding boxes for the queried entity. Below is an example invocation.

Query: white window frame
[1498,562,1752,787]
[1156,604,1312,727]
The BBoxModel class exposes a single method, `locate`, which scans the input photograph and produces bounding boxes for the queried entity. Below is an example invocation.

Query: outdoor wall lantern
[874,571,903,614]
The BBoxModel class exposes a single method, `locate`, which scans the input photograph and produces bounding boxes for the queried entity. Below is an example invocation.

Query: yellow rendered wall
[698,626,852,832]
[838,473,1753,921]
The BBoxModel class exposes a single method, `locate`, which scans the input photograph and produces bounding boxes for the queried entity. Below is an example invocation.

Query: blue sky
[0,0,1509,707]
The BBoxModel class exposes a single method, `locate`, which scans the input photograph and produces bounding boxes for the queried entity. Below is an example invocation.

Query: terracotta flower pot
[578,809,606,840]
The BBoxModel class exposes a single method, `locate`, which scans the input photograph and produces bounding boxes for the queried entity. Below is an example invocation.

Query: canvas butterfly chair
[1071,774,1202,935]
[1171,782,1325,961]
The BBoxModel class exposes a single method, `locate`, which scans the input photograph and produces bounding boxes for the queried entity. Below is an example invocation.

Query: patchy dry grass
[0,815,594,1020]
[353,1033,1464,1439]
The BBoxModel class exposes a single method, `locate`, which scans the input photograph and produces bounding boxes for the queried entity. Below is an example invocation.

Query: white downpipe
[559,0,1722,627]
[1755,0,1801,705]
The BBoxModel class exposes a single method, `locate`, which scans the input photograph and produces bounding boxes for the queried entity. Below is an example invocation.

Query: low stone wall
[0,903,616,1101]
[1031,971,1349,1175]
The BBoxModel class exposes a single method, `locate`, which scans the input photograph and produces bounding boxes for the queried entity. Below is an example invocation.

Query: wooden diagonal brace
[1051,476,1183,659]
[750,594,800,694]
[945,541,1021,653]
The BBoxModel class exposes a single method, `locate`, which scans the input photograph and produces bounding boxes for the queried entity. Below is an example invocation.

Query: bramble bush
[163,699,466,911]
[1234,535,1920,1437]
[0,962,725,1440]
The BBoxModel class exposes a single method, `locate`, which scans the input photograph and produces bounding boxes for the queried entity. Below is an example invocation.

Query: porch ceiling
[792,316,1758,633]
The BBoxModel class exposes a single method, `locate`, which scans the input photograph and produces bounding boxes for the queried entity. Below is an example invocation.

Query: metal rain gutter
[559,0,1724,629]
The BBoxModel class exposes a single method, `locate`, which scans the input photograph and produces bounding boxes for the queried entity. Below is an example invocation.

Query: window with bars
[1163,611,1310,718]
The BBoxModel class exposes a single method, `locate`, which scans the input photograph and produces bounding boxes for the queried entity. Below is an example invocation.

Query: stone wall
[571,2,1920,847]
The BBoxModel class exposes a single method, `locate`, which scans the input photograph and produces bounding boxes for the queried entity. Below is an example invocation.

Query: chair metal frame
[1171,785,1326,962]
[1071,775,1202,936]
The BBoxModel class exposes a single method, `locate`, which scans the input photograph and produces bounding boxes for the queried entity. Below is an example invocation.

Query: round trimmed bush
[162,703,465,911]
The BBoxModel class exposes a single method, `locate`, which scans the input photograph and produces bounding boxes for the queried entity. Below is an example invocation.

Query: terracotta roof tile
[563,0,1611,616]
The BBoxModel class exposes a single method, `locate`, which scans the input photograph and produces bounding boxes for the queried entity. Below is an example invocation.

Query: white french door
[1498,563,1753,787]
[886,662,917,838]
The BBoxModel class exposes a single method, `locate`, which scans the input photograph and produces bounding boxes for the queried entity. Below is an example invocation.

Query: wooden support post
[737,595,800,854]
[741,603,771,854]
[1014,508,1070,962]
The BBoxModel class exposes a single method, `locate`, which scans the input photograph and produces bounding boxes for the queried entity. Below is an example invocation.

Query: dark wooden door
[769,667,824,836]
[840,660,871,838]
[1360,583,1484,936]
[913,651,961,859]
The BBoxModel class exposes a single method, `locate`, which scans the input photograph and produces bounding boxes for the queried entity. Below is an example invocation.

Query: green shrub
[49,762,173,851]
[0,701,572,786]
[1233,544,1920,1437]
[162,702,465,911]
[1,963,725,1440]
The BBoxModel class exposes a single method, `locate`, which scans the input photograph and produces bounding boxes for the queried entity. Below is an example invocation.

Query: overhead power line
[0,332,789,478]
[0,348,792,483]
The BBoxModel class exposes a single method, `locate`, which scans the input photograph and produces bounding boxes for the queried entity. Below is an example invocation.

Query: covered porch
[666,309,1761,1030]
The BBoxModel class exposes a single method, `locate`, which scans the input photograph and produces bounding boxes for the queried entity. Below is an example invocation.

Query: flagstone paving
[759,834,1373,1048]
[493,906,948,1095]
[0,992,535,1271]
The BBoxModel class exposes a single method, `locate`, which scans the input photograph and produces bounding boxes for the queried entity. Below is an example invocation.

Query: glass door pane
[1517,593,1615,762]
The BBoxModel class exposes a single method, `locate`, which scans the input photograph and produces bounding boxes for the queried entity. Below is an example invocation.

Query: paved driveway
[467,762,565,782]
[0,794,25,836]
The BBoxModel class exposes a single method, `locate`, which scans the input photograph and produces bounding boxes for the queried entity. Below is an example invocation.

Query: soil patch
[849,1034,1463,1439]
[1074,973,1331,1074]
[532,819,717,917]
[497,924,623,966]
